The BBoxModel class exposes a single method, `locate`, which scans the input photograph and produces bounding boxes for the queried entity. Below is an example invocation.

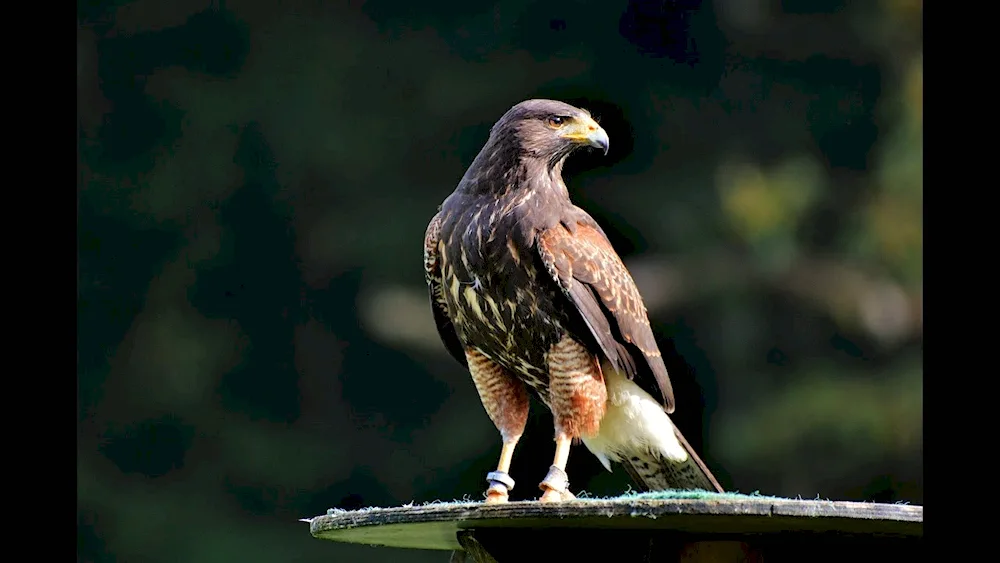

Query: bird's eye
[547,116,566,127]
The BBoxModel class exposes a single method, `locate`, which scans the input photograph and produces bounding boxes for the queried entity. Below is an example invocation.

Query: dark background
[77,1,923,561]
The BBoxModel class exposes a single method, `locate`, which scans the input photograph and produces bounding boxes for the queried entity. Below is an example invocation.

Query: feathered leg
[539,335,608,502]
[466,349,530,504]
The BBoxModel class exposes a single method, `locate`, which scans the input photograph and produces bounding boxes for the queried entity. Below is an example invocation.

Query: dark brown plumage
[424,99,723,502]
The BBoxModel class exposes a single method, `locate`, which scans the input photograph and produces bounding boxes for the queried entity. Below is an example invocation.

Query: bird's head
[490,99,610,166]
[454,99,611,198]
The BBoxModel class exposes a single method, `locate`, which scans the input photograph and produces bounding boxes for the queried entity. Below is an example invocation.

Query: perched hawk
[423,99,723,503]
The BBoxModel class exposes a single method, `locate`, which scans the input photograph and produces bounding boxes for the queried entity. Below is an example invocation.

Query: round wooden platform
[307,496,922,555]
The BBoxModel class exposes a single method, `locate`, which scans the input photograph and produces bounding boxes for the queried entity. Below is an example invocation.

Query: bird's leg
[539,336,608,503]
[465,349,530,504]
[485,437,519,503]
[538,431,576,502]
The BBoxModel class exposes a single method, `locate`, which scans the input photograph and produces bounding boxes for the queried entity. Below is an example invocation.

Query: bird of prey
[423,99,723,503]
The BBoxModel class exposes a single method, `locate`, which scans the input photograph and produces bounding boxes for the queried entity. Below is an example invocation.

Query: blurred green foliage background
[78,0,922,561]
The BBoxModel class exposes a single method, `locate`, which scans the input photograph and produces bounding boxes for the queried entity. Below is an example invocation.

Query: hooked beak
[559,115,610,155]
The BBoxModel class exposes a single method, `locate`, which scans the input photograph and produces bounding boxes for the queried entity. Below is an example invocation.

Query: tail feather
[619,426,723,492]
[582,365,724,493]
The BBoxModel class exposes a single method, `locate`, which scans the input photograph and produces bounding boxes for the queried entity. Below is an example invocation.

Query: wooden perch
[306,496,922,562]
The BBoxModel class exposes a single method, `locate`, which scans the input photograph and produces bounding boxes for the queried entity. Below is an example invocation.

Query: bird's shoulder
[536,206,620,266]
[423,209,445,283]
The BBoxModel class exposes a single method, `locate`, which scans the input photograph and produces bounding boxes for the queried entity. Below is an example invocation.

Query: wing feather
[424,211,468,368]
[537,221,675,412]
